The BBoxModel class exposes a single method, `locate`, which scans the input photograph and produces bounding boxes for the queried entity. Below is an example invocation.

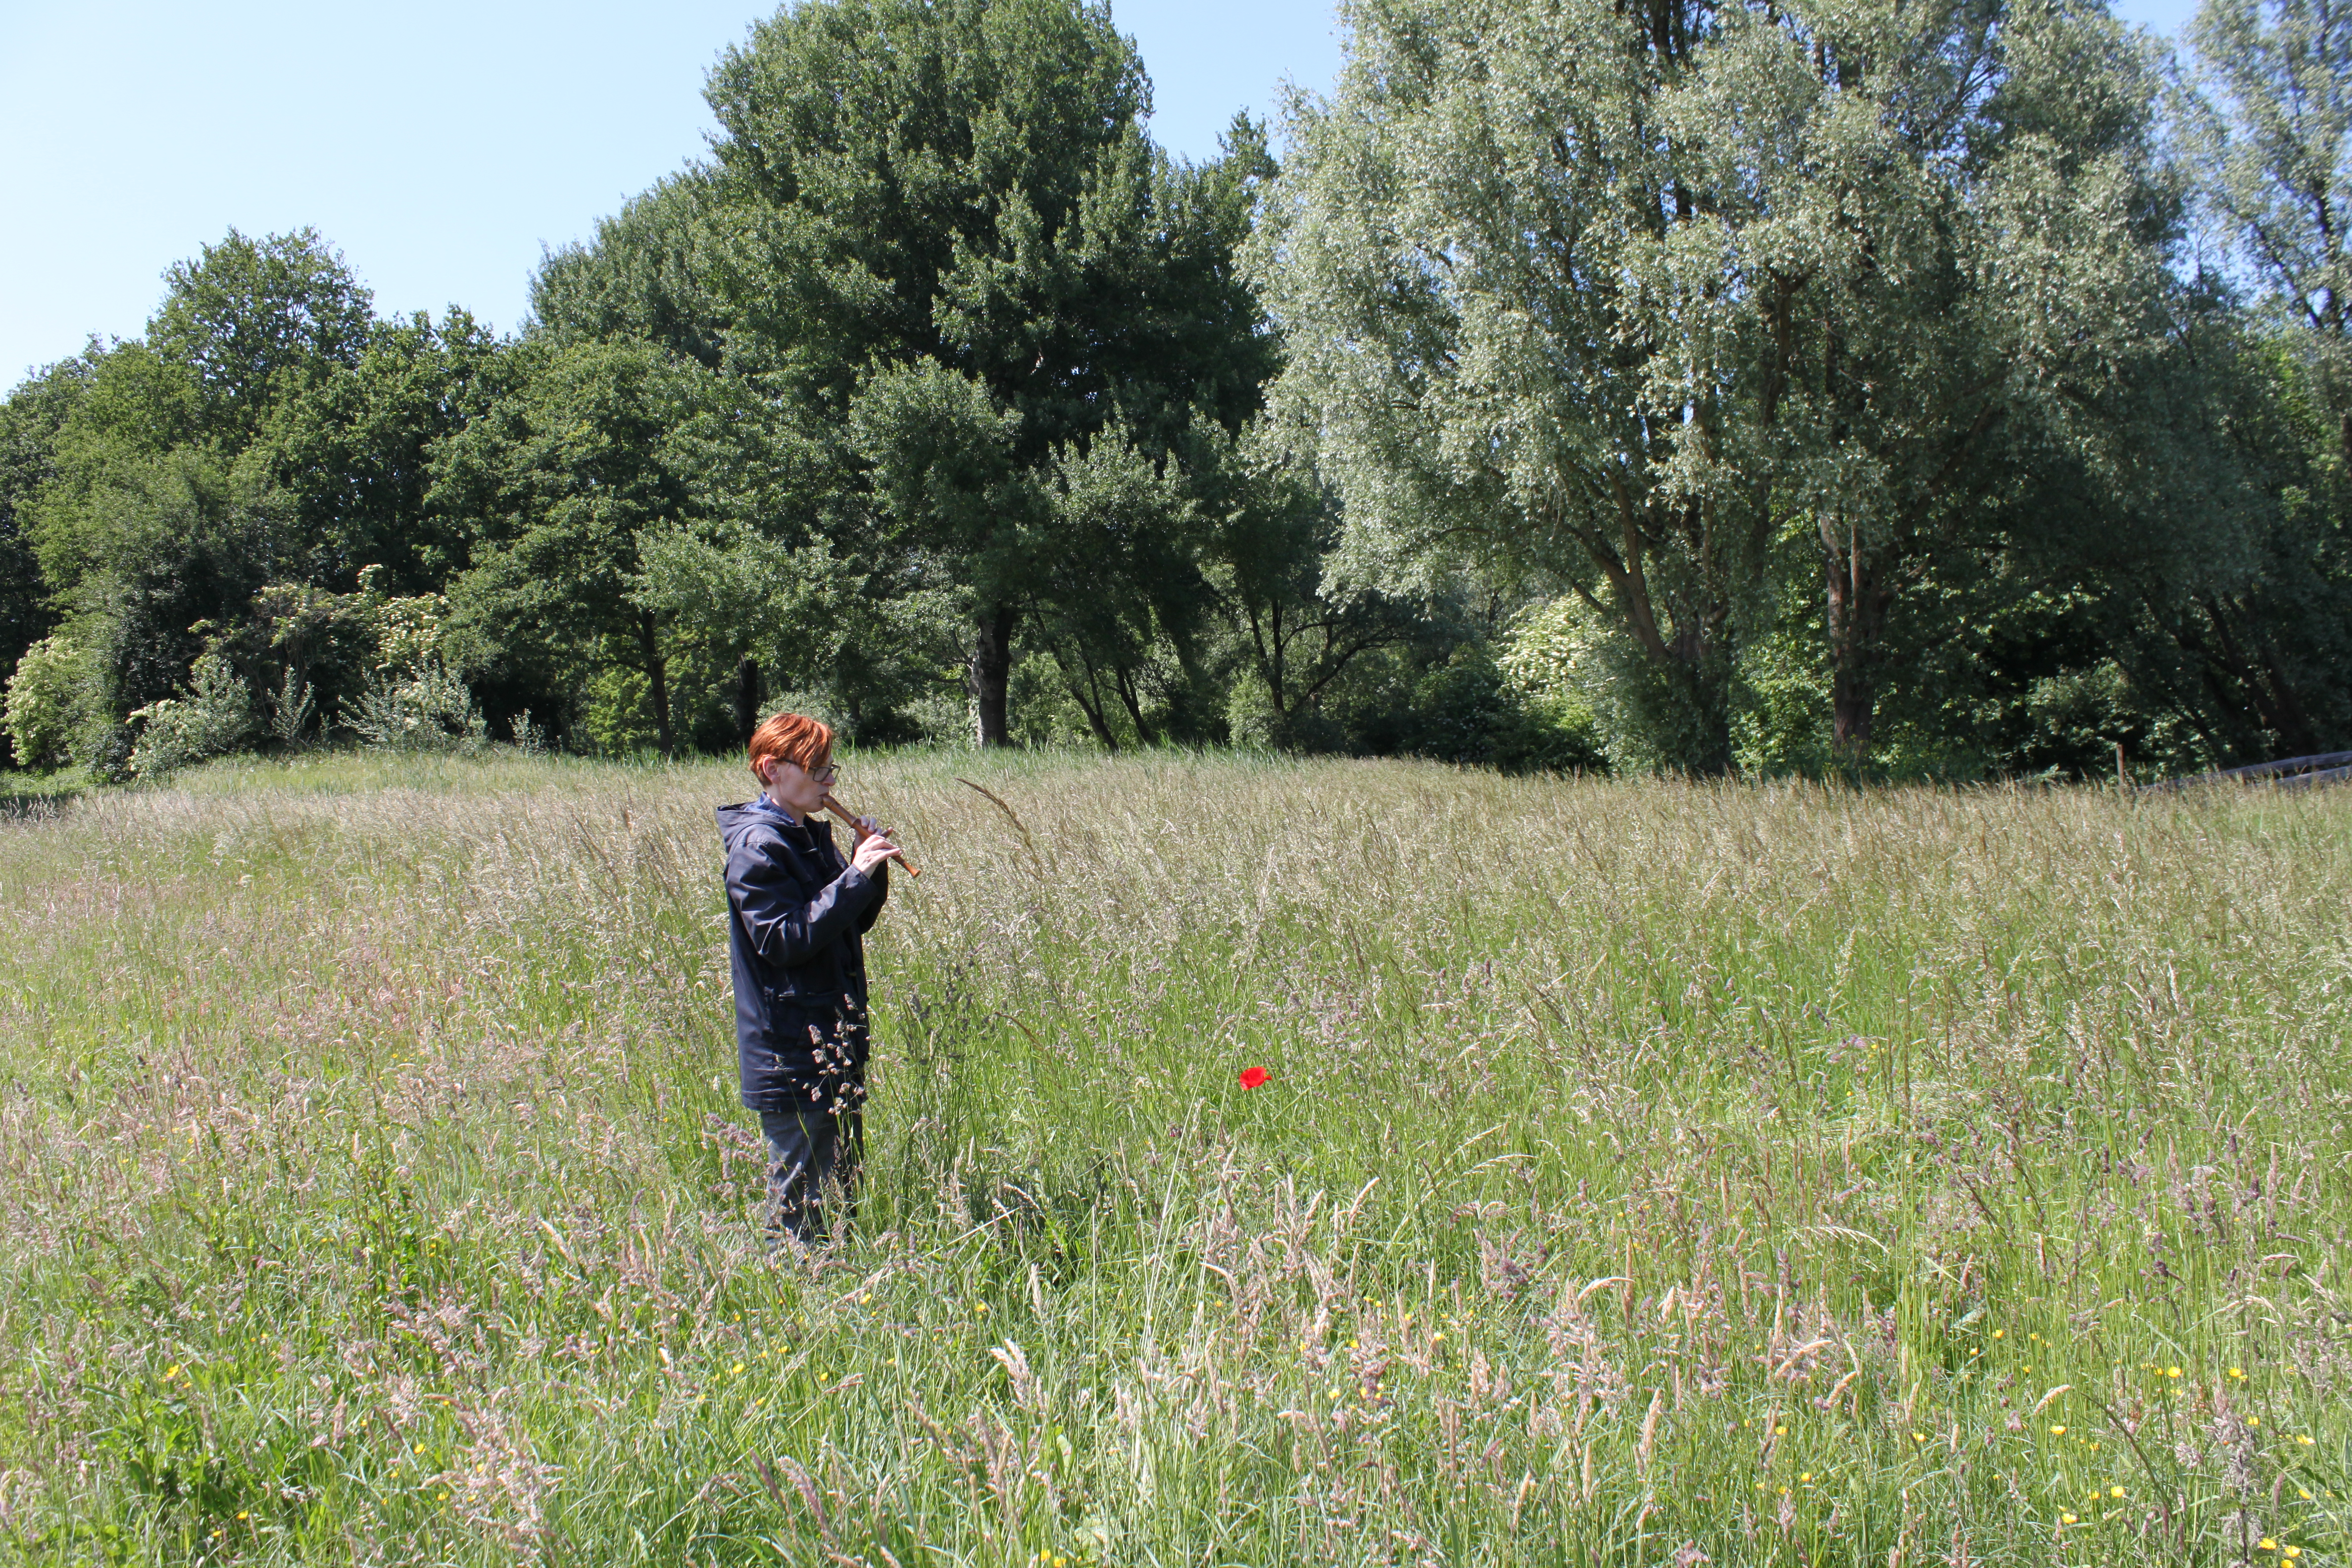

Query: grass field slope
[3,751,2349,1565]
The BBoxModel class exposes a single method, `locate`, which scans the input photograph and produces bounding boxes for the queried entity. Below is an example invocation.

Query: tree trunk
[969,605,1016,747]
[1055,645,1120,749]
[1822,530,1891,757]
[735,657,761,746]
[1114,664,1159,745]
[1244,598,1291,718]
[2202,595,2319,756]
[638,612,675,758]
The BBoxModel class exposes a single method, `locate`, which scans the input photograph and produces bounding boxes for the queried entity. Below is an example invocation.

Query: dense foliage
[5,0,2348,778]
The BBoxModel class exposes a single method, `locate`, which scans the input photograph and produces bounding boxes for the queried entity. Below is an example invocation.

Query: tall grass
[3,748,2348,1565]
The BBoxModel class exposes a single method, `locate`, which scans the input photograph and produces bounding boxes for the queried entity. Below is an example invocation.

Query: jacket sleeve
[857,860,889,933]
[727,828,881,972]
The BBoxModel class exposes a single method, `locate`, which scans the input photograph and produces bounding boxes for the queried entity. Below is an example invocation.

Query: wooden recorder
[823,793,919,878]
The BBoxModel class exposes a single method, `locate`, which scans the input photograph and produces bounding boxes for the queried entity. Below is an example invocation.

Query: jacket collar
[743,796,833,845]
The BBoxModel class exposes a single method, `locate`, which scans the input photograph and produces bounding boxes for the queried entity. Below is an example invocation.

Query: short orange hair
[747,712,833,783]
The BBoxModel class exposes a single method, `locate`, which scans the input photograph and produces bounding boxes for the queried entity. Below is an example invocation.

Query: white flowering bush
[344,660,488,753]
[4,635,81,770]
[126,654,256,778]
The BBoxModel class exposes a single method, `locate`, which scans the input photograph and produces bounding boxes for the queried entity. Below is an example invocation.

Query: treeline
[4,0,2347,780]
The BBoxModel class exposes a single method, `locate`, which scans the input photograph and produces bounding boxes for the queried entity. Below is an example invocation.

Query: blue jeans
[758,1106,863,1243]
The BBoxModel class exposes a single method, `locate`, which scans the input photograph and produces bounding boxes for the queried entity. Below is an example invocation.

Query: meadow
[2,749,2348,1567]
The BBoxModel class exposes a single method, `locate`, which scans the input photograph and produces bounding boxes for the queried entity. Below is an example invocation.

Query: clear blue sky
[0,0,2197,389]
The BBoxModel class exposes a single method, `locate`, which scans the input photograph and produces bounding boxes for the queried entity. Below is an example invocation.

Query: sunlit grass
[3,748,2348,1564]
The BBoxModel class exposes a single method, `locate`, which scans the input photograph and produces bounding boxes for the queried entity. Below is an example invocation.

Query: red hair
[747,712,833,783]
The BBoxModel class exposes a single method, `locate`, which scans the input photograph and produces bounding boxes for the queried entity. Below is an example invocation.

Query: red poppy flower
[1238,1066,1270,1090]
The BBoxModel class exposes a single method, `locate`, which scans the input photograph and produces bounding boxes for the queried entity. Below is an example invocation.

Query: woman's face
[761,753,834,819]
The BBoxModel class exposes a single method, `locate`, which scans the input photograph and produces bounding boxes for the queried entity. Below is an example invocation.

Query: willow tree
[1261,0,2174,766]
[2189,0,2352,466]
[2171,0,2352,753]
[1678,0,2175,755]
[1259,0,1747,767]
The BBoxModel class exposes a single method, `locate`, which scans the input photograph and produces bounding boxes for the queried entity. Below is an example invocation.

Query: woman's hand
[850,831,902,876]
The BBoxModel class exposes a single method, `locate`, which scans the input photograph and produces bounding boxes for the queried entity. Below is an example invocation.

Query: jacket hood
[717,801,834,851]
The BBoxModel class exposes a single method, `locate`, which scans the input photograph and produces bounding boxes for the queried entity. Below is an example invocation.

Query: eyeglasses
[808,763,839,785]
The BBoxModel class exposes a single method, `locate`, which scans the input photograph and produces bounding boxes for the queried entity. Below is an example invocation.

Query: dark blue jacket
[716,800,888,1112]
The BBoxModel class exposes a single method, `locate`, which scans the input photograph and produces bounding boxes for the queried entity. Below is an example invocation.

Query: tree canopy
[6,0,2347,780]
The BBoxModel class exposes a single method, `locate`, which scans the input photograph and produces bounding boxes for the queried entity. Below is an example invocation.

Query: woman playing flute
[716,713,901,1243]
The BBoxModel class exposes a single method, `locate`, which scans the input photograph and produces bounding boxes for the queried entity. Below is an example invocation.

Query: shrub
[343,660,488,753]
[267,667,318,746]
[1396,645,1608,773]
[126,654,257,778]
[3,635,79,770]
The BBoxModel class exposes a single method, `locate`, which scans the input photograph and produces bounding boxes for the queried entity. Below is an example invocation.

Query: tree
[147,228,374,451]
[16,231,398,769]
[2188,0,2352,466]
[1260,0,1759,769]
[263,308,502,598]
[1201,441,1417,743]
[2169,0,2352,754]
[1027,434,1215,747]
[433,335,739,756]
[0,354,92,697]
[703,0,1275,743]
[1261,0,2177,768]
[533,173,735,372]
